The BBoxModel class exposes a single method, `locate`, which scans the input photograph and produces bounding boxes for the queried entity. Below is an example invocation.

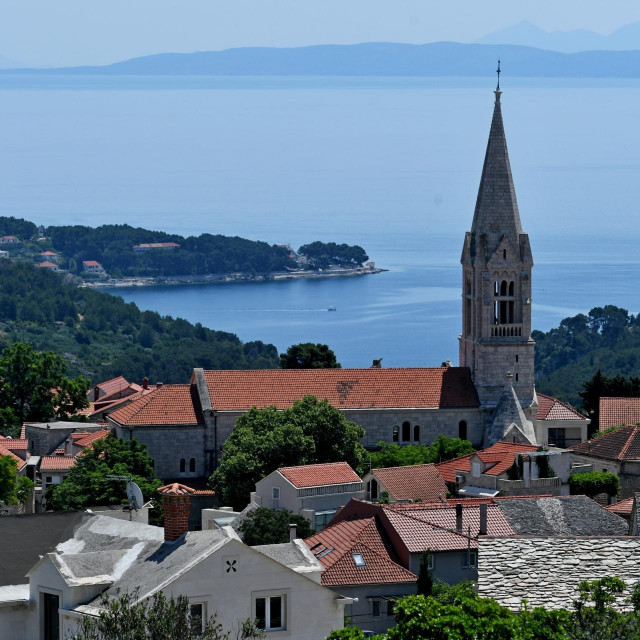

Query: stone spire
[470,87,523,262]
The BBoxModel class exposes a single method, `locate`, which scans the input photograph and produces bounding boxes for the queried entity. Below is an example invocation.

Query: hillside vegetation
[0,262,279,383]
[534,305,640,408]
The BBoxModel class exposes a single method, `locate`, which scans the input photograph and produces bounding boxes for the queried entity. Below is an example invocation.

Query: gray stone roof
[485,376,535,447]
[253,539,323,575]
[496,496,628,537]
[478,536,640,611]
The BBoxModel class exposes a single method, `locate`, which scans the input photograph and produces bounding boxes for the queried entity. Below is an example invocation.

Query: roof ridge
[383,505,482,541]
[619,425,640,460]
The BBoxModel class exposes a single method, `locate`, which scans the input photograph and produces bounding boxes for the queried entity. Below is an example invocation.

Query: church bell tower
[459,71,535,411]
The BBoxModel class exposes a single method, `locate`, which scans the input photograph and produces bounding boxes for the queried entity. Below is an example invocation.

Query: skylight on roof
[352,553,366,567]
[317,547,335,559]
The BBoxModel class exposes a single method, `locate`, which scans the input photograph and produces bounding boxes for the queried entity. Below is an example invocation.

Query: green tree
[326,629,369,639]
[0,342,89,436]
[568,471,619,499]
[280,343,341,369]
[210,396,365,510]
[69,590,265,640]
[0,455,34,506]
[416,550,433,597]
[238,507,314,545]
[50,435,161,511]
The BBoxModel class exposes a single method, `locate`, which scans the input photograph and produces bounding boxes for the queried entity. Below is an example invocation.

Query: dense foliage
[0,215,37,239]
[279,343,341,369]
[534,305,640,408]
[47,224,296,277]
[328,577,640,640]
[297,241,368,268]
[0,342,89,437]
[0,455,35,506]
[49,435,161,511]
[357,436,475,476]
[210,396,366,510]
[238,507,315,545]
[69,590,265,640]
[0,262,279,384]
[568,471,620,498]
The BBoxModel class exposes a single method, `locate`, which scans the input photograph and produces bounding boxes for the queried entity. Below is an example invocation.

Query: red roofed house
[133,242,180,252]
[599,397,640,431]
[36,260,59,272]
[39,454,77,496]
[536,393,589,448]
[82,260,106,276]
[362,463,448,503]
[252,462,365,531]
[39,250,60,262]
[0,235,20,244]
[305,516,417,634]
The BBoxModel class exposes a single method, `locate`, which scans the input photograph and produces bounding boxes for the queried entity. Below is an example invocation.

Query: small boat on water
[327,305,337,312]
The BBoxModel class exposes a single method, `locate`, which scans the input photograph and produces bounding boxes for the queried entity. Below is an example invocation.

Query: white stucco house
[0,483,350,640]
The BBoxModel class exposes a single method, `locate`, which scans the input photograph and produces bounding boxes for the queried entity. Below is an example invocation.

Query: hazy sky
[4,0,640,67]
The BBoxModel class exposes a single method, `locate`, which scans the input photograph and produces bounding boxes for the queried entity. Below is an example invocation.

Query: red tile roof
[91,389,155,417]
[305,517,416,586]
[40,456,77,471]
[108,385,199,426]
[371,464,448,502]
[537,393,586,421]
[0,445,26,470]
[435,441,538,483]
[83,260,101,267]
[202,367,479,411]
[278,462,361,488]
[599,397,640,431]
[569,425,640,461]
[74,429,110,448]
[606,497,634,516]
[0,437,28,451]
[39,251,57,256]
[94,376,130,397]
[37,261,57,268]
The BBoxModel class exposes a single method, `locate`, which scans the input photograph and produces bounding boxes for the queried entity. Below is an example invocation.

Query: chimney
[479,503,488,535]
[441,360,452,368]
[456,503,463,532]
[289,523,297,542]
[93,386,99,402]
[156,382,163,388]
[157,483,195,542]
[371,358,383,368]
[142,377,149,390]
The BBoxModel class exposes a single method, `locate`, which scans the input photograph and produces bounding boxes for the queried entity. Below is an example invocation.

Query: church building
[105,82,589,481]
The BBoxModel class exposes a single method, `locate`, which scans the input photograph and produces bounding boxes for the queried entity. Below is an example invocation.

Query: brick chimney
[157,483,195,542]
[455,503,463,532]
[142,377,148,390]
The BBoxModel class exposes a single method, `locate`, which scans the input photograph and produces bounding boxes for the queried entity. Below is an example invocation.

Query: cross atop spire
[496,59,501,92]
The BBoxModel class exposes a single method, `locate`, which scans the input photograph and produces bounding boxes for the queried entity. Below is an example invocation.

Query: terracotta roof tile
[0,437,28,451]
[0,446,26,470]
[371,464,448,502]
[202,367,479,411]
[108,385,199,426]
[94,376,130,397]
[74,429,111,448]
[436,441,538,483]
[606,497,635,516]
[600,397,640,431]
[157,483,196,496]
[40,456,77,471]
[37,261,58,268]
[569,426,640,461]
[537,393,586,421]
[305,517,416,586]
[278,462,361,488]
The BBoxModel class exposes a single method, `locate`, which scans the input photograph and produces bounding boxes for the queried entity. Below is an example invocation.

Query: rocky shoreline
[82,265,387,288]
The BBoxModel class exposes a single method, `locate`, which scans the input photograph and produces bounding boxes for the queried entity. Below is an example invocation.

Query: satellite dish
[126,481,144,511]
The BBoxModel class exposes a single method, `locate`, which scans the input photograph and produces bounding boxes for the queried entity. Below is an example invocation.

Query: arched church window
[402,421,411,442]
[503,249,507,260]
[494,301,499,325]
[180,458,186,473]
[189,458,196,473]
[459,420,468,441]
[494,281,499,296]
[392,426,399,442]
[508,300,514,323]
[508,281,514,296]
[414,425,420,441]
[500,280,507,296]
[466,279,471,295]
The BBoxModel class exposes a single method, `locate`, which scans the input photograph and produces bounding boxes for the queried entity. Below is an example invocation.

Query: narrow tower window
[500,280,507,296]
[503,249,507,260]
[494,281,499,296]
[180,458,186,473]
[414,425,420,441]
[402,421,411,442]
[189,458,196,473]
[392,426,399,442]
[459,420,468,441]
[508,281,514,296]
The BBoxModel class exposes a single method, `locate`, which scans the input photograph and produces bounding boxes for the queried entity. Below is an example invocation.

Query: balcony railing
[491,324,523,337]
[497,476,561,491]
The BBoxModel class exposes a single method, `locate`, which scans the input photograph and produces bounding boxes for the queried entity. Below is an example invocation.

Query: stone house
[305,516,417,635]
[81,260,106,276]
[24,422,105,458]
[570,425,640,498]
[362,463,448,503]
[252,462,365,531]
[35,261,59,272]
[0,484,350,640]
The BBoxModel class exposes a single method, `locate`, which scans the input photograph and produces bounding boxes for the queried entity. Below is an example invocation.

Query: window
[548,428,565,448]
[508,281,514,296]
[471,460,482,476]
[255,595,285,631]
[392,426,399,443]
[500,280,507,296]
[189,458,195,473]
[352,553,366,567]
[387,600,395,617]
[413,424,420,441]
[45,476,53,484]
[462,551,477,569]
[369,479,378,500]
[315,510,336,531]
[190,603,204,634]
[494,280,499,296]
[272,487,280,500]
[515,373,519,382]
[426,553,435,570]
[402,421,411,442]
[372,600,381,617]
[458,420,468,441]
[503,249,507,260]
[43,592,60,640]
[179,458,186,473]
[515,354,519,363]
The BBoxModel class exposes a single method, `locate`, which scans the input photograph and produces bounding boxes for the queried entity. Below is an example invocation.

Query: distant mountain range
[477,21,640,54]
[4,42,640,78]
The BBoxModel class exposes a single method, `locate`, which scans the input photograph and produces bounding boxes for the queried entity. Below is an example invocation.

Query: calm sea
[2,75,640,367]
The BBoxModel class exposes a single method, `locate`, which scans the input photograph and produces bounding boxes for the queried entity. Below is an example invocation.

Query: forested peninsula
[0,216,375,282]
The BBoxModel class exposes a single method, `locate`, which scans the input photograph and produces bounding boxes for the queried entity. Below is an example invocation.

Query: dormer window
[471,460,482,476]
